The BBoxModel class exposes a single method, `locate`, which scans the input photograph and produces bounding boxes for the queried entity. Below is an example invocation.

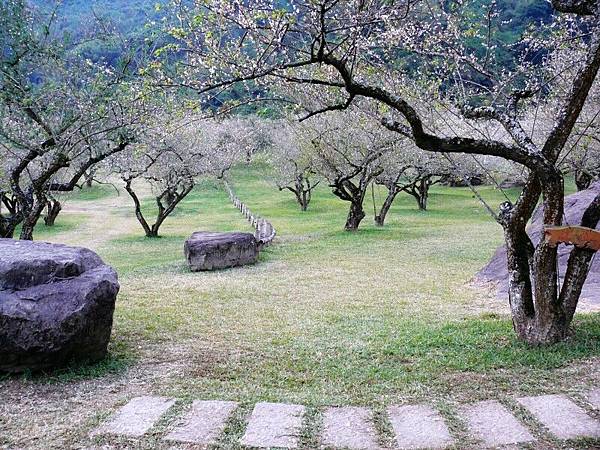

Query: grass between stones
[1,166,599,449]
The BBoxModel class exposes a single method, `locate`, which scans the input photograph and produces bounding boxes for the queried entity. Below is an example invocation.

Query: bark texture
[478,182,600,341]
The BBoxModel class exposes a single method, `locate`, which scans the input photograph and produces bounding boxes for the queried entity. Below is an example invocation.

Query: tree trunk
[300,188,312,212]
[575,169,593,191]
[84,170,94,187]
[293,177,311,211]
[0,219,16,238]
[375,185,400,226]
[417,177,431,210]
[19,200,45,240]
[43,199,62,226]
[500,175,572,345]
[404,176,432,211]
[124,179,153,238]
[345,201,366,231]
[300,189,309,211]
[145,228,160,238]
[292,188,306,211]
[0,194,18,238]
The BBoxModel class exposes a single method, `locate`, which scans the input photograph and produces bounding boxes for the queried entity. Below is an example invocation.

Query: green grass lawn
[5,167,599,449]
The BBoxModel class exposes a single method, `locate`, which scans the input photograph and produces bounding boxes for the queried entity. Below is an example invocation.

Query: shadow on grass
[0,341,135,384]
[185,313,600,398]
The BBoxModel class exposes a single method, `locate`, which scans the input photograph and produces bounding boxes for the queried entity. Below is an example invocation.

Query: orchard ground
[1,166,599,449]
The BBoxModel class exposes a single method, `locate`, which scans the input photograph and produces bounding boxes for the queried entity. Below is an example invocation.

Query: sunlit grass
[29,166,599,407]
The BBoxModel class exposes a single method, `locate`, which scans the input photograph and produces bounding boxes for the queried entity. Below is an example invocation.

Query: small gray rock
[184,231,259,271]
[0,239,119,372]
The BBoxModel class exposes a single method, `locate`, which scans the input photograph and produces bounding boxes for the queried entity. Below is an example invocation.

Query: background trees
[114,116,254,237]
[2,0,599,345]
[300,107,399,231]
[267,120,320,211]
[0,0,149,240]
[156,0,600,344]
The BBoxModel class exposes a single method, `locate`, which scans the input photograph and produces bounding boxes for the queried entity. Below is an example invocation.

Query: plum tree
[156,0,600,344]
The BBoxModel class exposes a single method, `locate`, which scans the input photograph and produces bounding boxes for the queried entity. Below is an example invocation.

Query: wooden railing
[224,180,276,249]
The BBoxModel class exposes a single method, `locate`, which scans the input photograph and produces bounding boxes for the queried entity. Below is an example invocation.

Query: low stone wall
[224,181,276,249]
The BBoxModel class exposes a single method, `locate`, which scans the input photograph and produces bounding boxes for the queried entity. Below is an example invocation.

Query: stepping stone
[461,400,535,447]
[518,394,600,440]
[240,402,305,448]
[165,400,238,445]
[585,388,600,409]
[322,406,381,450]
[92,396,175,438]
[387,404,454,449]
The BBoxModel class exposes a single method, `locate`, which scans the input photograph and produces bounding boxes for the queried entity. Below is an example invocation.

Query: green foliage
[30,0,158,34]
[466,0,553,67]
[29,0,161,64]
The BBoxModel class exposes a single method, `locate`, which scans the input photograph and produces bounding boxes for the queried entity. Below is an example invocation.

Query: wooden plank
[544,226,600,251]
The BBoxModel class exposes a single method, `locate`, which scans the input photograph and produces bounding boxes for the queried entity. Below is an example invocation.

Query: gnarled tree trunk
[0,194,19,238]
[0,220,16,239]
[19,199,46,240]
[43,199,62,226]
[375,184,400,226]
[124,178,194,238]
[282,175,317,211]
[502,173,600,344]
[345,201,366,231]
[332,177,372,231]
[404,176,433,211]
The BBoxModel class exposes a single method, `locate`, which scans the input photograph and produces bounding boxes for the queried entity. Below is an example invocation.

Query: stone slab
[518,394,600,439]
[387,404,454,449]
[92,396,175,437]
[461,400,535,447]
[240,402,305,448]
[165,400,238,445]
[184,231,258,271]
[322,406,381,450]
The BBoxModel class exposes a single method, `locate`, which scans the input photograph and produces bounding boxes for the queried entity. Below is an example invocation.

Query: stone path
[92,396,175,438]
[322,406,381,450]
[91,390,600,448]
[518,394,600,440]
[240,402,305,448]
[388,404,454,450]
[165,400,238,445]
[460,400,535,447]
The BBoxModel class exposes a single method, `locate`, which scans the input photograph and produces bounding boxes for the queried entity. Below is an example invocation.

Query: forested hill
[32,0,553,39]
[28,0,554,70]
[29,0,158,34]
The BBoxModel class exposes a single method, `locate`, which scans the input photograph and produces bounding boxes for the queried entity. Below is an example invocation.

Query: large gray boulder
[184,231,259,271]
[0,239,119,372]
[477,182,600,305]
